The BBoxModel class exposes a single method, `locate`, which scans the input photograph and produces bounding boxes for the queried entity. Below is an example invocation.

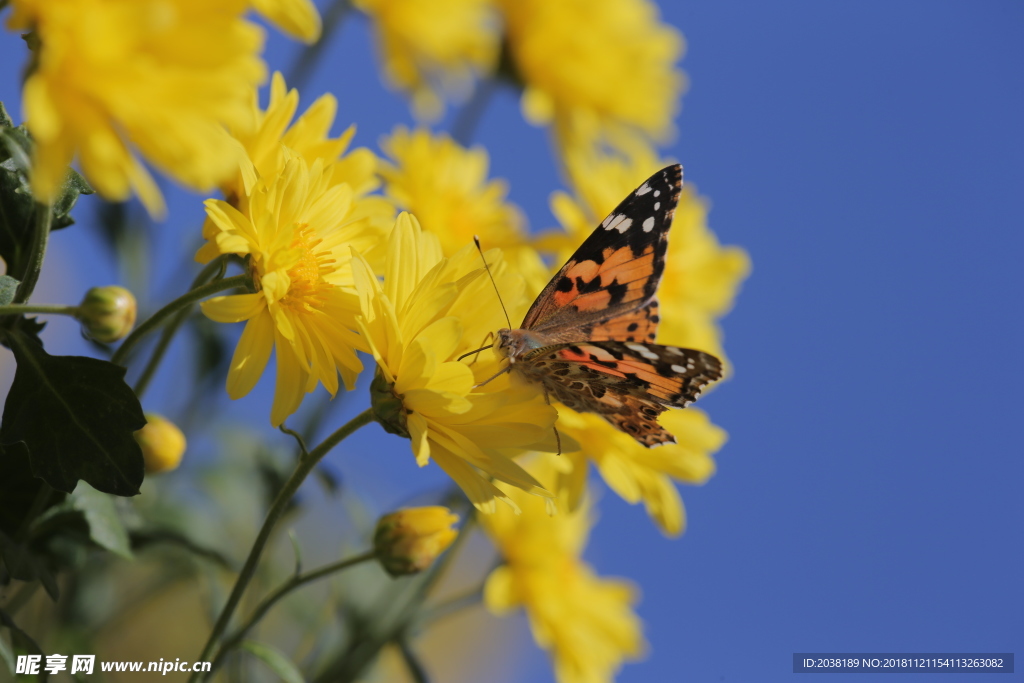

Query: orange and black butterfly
[492,165,722,447]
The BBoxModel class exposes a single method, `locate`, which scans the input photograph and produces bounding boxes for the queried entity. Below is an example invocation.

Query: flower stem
[133,256,230,398]
[111,273,248,367]
[14,202,52,304]
[0,303,78,317]
[190,408,376,683]
[207,551,376,676]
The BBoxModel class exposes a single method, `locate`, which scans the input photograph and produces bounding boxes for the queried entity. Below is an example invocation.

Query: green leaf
[0,106,91,276]
[0,274,18,305]
[0,609,49,681]
[0,629,14,675]
[0,330,146,496]
[70,483,132,559]
[240,641,306,683]
[0,533,60,601]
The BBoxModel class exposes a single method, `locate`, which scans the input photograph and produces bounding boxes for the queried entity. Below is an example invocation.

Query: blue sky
[1,2,1021,681]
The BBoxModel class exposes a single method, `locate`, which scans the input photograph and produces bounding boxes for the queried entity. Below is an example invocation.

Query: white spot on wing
[670,364,687,373]
[654,202,660,210]
[626,343,659,361]
[642,216,655,232]
[603,214,633,233]
[654,190,661,197]
[636,182,652,196]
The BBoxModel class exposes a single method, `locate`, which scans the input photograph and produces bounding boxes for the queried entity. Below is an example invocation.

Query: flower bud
[134,414,186,474]
[77,285,136,342]
[373,506,459,577]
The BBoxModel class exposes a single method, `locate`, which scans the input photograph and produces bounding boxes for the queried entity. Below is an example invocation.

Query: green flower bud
[134,414,186,474]
[374,506,459,577]
[77,285,136,342]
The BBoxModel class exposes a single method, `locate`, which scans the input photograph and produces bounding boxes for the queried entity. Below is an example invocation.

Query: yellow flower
[351,211,558,513]
[497,0,684,150]
[481,462,646,683]
[556,408,725,536]
[9,0,266,217]
[135,413,187,474]
[250,0,320,43]
[200,153,375,426]
[196,72,393,264]
[378,127,548,293]
[373,506,459,576]
[354,0,498,118]
[543,138,750,364]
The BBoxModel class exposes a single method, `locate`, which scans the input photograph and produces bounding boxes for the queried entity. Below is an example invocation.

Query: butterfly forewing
[522,165,683,332]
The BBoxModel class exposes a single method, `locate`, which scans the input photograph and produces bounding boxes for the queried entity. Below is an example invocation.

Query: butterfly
[491,164,722,447]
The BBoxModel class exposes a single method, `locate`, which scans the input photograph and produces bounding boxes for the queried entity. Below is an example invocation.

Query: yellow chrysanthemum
[351,212,559,513]
[482,462,646,683]
[8,0,266,217]
[200,153,376,426]
[542,138,750,364]
[556,408,725,537]
[377,127,548,293]
[250,0,320,43]
[354,0,498,118]
[498,0,685,150]
[197,72,393,264]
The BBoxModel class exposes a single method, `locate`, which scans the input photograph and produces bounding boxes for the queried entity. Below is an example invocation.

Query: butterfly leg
[543,389,562,456]
[471,331,494,364]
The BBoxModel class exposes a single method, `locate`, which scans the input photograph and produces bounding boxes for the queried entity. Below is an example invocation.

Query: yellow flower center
[251,223,338,311]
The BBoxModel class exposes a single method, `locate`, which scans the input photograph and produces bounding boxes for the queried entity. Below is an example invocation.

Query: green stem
[451,79,496,147]
[0,303,78,317]
[133,256,230,398]
[111,273,248,367]
[190,408,376,683]
[14,202,52,304]
[207,551,376,676]
[397,638,429,683]
[321,508,475,683]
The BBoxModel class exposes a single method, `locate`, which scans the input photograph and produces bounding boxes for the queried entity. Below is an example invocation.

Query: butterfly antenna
[474,236,512,329]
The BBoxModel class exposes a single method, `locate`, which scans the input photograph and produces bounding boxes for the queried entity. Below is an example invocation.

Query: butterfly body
[495,164,722,447]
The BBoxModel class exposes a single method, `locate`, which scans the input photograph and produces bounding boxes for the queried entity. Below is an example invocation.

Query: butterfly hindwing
[518,341,722,446]
[522,165,683,332]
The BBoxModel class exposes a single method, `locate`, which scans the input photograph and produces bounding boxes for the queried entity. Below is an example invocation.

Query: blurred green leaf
[128,529,234,570]
[0,330,146,496]
[0,609,49,681]
[70,483,132,559]
[0,630,14,675]
[0,533,59,601]
[0,104,92,278]
[241,640,306,683]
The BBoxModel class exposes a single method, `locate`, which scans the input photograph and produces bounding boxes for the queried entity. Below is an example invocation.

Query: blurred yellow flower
[250,0,320,43]
[200,153,374,426]
[197,72,393,264]
[373,506,459,576]
[351,211,558,512]
[481,463,646,683]
[498,0,684,151]
[355,0,498,118]
[9,0,266,217]
[542,139,750,365]
[556,408,725,536]
[378,127,548,292]
[135,413,187,474]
